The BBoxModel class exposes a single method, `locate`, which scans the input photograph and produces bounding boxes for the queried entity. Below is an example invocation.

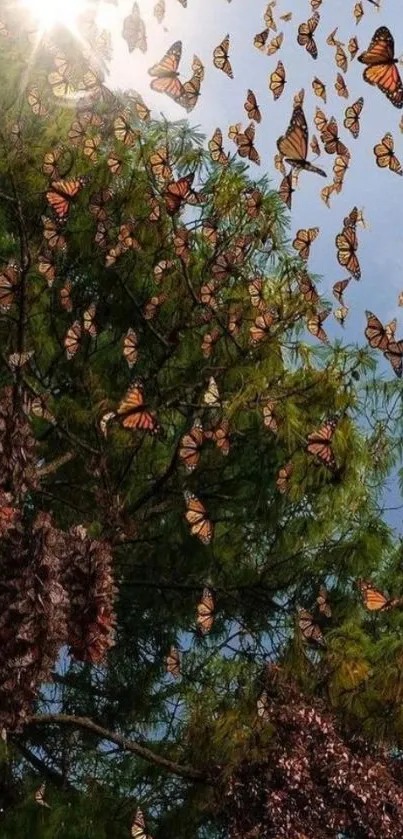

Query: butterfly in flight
[373,132,403,175]
[277,106,326,176]
[196,587,215,634]
[213,34,233,78]
[297,12,320,59]
[244,89,261,123]
[335,213,361,280]
[148,41,184,101]
[122,2,147,53]
[317,585,332,617]
[46,177,87,221]
[269,61,286,100]
[358,26,403,108]
[343,97,364,138]
[179,418,204,471]
[298,608,325,645]
[292,226,319,261]
[306,418,337,469]
[166,645,181,678]
[117,380,159,433]
[184,491,213,544]
[357,579,402,611]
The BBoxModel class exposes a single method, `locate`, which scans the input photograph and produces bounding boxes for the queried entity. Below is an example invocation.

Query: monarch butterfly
[297,13,320,60]
[312,76,326,102]
[264,2,277,32]
[105,244,124,268]
[321,184,336,207]
[250,308,274,344]
[89,189,113,223]
[149,147,172,181]
[280,12,292,22]
[107,151,122,176]
[384,340,403,377]
[179,419,204,471]
[131,809,147,839]
[293,88,305,108]
[134,98,151,123]
[203,376,220,408]
[8,350,34,370]
[385,318,397,342]
[254,28,269,52]
[117,380,159,434]
[248,277,266,310]
[46,177,87,221]
[335,221,361,280]
[244,89,261,123]
[269,61,286,100]
[297,271,320,305]
[358,27,403,108]
[314,106,328,134]
[60,281,72,312]
[348,36,359,59]
[333,152,350,191]
[311,0,322,8]
[293,227,319,261]
[64,321,82,360]
[335,73,349,99]
[118,222,140,252]
[257,691,269,720]
[357,578,401,611]
[373,132,403,175]
[180,72,202,112]
[278,170,297,209]
[82,303,97,338]
[335,44,348,73]
[306,418,337,469]
[122,328,138,368]
[94,222,108,250]
[276,461,293,493]
[245,188,263,218]
[38,252,55,287]
[307,309,330,344]
[0,262,18,310]
[42,149,62,179]
[317,585,332,617]
[274,152,286,175]
[174,227,190,263]
[213,35,233,78]
[192,55,205,80]
[153,259,173,283]
[163,174,195,215]
[343,97,364,138]
[201,327,220,358]
[83,135,100,163]
[277,106,326,176]
[27,85,49,117]
[35,782,51,808]
[67,120,85,147]
[154,0,166,23]
[148,195,161,222]
[114,113,137,147]
[228,305,242,336]
[196,586,215,634]
[166,645,181,678]
[184,491,213,544]
[202,218,219,245]
[364,310,389,350]
[262,399,279,433]
[232,123,260,165]
[333,277,350,303]
[267,33,284,55]
[48,61,76,98]
[143,293,167,320]
[204,419,230,456]
[334,305,349,326]
[310,134,321,156]
[354,2,364,24]
[208,128,229,165]
[320,118,348,156]
[326,27,343,47]
[122,2,147,52]
[298,608,325,645]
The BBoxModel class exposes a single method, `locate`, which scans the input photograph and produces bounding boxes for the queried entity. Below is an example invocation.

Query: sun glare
[22,0,87,31]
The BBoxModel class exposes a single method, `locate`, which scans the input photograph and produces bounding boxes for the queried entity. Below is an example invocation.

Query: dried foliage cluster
[0,387,116,731]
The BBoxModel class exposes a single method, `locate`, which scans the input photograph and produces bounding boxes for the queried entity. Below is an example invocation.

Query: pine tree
[0,5,402,838]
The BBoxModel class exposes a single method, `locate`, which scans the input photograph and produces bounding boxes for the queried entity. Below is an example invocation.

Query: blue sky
[101,0,403,343]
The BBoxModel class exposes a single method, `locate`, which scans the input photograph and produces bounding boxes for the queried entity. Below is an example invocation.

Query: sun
[21,0,89,31]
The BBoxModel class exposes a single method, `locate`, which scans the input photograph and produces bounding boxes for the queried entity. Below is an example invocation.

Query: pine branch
[28,714,208,782]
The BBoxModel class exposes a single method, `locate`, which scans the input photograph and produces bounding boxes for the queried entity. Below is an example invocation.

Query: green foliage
[0,4,402,837]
